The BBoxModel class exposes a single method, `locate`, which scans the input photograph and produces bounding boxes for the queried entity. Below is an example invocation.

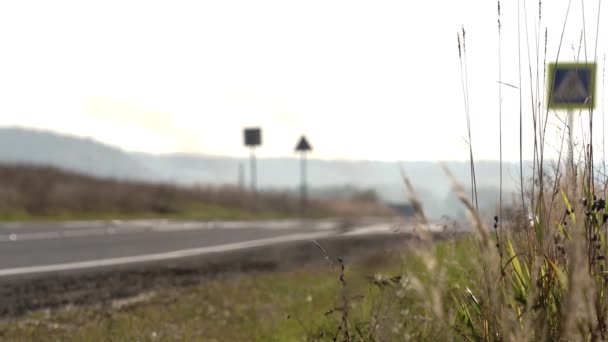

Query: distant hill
[0,127,151,180]
[0,127,533,218]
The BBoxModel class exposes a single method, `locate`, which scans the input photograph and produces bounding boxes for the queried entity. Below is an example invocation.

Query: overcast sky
[0,0,605,162]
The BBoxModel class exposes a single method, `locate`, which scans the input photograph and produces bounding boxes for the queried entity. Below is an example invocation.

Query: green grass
[0,202,292,223]
[0,238,479,341]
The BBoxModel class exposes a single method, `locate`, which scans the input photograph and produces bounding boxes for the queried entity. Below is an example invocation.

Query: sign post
[547,62,596,181]
[243,128,262,194]
[295,135,312,215]
[568,109,574,177]
[238,162,245,189]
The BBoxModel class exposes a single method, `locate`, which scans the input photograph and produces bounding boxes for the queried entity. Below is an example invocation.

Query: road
[0,219,409,276]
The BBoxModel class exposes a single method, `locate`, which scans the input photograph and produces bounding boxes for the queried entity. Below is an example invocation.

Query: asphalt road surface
[0,219,410,276]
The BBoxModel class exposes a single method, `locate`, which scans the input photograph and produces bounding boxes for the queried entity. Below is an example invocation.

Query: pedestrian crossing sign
[547,62,596,109]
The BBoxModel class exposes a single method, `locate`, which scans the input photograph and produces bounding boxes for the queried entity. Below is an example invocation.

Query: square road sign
[547,62,596,109]
[244,128,262,147]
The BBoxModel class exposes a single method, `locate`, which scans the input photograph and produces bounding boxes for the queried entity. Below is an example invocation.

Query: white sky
[0,0,606,162]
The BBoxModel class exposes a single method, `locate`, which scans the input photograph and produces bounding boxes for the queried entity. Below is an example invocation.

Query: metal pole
[567,109,574,182]
[250,148,257,194]
[238,162,245,189]
[300,152,307,214]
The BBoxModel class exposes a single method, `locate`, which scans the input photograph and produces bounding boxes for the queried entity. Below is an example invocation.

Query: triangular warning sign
[554,70,589,102]
[295,136,312,152]
[547,62,596,109]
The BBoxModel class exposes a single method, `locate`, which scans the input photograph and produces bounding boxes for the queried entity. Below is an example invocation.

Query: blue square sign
[547,63,596,109]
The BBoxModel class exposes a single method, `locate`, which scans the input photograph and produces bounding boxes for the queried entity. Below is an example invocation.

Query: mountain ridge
[0,126,532,218]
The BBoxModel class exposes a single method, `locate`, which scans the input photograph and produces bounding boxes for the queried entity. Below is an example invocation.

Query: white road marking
[150,224,212,233]
[343,224,398,236]
[0,220,344,242]
[59,222,107,229]
[0,223,26,230]
[61,228,109,238]
[0,231,337,276]
[14,232,62,241]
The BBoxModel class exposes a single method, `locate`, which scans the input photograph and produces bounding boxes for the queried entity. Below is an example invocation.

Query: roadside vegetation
[0,239,476,341]
[0,164,392,222]
[2,1,607,341]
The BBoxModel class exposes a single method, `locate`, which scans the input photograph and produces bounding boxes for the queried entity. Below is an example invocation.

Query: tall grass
[312,1,608,340]
[458,28,479,212]
[449,1,607,340]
